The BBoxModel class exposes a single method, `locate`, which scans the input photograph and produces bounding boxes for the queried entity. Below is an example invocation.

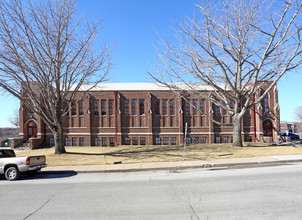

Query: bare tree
[150,0,302,146]
[0,0,111,154]
[8,109,19,128]
[295,106,302,122]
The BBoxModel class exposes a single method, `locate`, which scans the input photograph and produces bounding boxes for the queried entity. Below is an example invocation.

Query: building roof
[75,83,220,91]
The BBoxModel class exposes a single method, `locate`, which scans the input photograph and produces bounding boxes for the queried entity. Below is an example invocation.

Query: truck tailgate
[29,156,46,165]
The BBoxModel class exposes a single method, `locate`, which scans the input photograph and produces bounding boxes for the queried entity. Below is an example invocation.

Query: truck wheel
[5,167,20,181]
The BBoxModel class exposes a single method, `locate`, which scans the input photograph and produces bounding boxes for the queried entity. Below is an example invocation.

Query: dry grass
[15,143,302,166]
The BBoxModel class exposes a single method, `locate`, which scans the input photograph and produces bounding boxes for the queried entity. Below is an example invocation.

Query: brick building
[18,82,280,148]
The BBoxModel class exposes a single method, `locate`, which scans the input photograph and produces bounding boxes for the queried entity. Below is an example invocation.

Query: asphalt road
[1,163,302,220]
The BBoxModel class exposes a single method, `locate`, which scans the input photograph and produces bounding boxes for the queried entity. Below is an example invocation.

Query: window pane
[140,137,146,145]
[162,99,167,115]
[102,138,107,146]
[193,99,197,115]
[65,138,70,146]
[200,99,205,113]
[131,99,137,115]
[95,137,100,146]
[72,138,77,146]
[170,99,175,115]
[163,137,169,145]
[79,137,85,146]
[215,100,220,115]
[124,99,129,115]
[72,101,76,115]
[139,99,145,115]
[185,100,190,115]
[132,137,138,145]
[222,101,227,115]
[109,137,115,146]
[171,137,176,145]
[101,100,106,115]
[109,99,114,115]
[94,100,99,115]
[79,101,84,115]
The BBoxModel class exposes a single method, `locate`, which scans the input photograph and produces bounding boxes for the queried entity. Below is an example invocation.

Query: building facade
[19,83,280,148]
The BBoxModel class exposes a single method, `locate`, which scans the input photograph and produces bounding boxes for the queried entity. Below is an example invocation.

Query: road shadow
[0,171,78,181]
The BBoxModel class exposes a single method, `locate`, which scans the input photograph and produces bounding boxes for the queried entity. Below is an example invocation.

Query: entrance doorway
[263,120,273,137]
[27,121,37,138]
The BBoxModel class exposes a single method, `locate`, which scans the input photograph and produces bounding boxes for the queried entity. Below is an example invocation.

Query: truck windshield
[0,150,16,158]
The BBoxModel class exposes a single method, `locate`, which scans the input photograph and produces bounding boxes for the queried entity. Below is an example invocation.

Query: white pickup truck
[0,149,47,180]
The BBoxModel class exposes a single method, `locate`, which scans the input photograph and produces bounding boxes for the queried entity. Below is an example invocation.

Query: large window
[214,100,220,115]
[201,137,207,143]
[95,137,100,146]
[222,101,227,115]
[71,101,76,115]
[124,99,129,115]
[155,137,161,145]
[200,99,205,114]
[140,137,146,145]
[215,137,221,143]
[193,99,197,115]
[185,100,190,115]
[109,99,114,115]
[131,99,137,115]
[154,99,160,115]
[79,101,84,115]
[163,137,169,145]
[124,137,131,145]
[171,137,176,145]
[162,99,167,115]
[185,137,191,144]
[193,137,199,144]
[72,137,77,146]
[170,99,175,115]
[101,100,106,115]
[79,137,85,146]
[139,99,145,115]
[65,138,70,146]
[223,137,229,143]
[264,95,269,113]
[109,137,115,146]
[132,137,138,145]
[102,138,108,146]
[94,100,99,115]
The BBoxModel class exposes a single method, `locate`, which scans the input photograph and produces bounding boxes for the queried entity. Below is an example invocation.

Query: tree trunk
[54,124,66,154]
[232,114,243,147]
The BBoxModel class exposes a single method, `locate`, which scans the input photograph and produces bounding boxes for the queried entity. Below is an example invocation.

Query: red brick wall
[19,82,280,147]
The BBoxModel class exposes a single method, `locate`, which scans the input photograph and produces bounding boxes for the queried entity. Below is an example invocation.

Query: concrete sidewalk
[43,154,302,173]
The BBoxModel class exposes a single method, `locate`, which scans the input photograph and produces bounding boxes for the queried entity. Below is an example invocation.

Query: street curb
[41,159,302,174]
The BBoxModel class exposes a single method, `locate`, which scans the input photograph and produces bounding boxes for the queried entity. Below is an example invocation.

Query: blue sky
[0,0,301,127]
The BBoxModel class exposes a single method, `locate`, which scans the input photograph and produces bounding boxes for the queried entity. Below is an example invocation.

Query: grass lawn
[15,142,302,166]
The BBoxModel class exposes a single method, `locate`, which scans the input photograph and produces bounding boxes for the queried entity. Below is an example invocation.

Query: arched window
[263,120,273,137]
